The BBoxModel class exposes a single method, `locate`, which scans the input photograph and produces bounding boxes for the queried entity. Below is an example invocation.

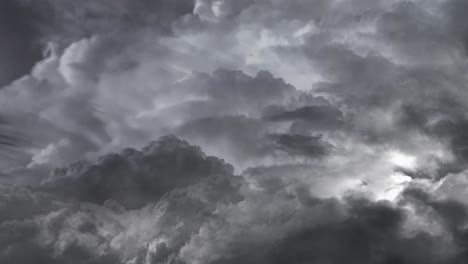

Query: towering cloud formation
[2,0,468,263]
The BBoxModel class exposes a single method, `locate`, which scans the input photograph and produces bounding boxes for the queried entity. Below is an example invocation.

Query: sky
[2,0,468,263]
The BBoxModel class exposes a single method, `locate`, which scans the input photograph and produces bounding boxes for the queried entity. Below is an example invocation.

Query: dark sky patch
[0,0,44,87]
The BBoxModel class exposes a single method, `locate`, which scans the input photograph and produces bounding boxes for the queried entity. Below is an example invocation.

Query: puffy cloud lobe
[41,136,234,209]
[0,137,244,264]
[176,69,296,118]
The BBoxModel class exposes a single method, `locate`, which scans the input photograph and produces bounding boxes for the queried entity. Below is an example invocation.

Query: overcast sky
[2,0,468,263]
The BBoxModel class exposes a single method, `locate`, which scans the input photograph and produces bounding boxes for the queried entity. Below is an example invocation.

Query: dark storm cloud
[268,133,331,157]
[129,171,244,264]
[262,197,443,264]
[285,1,468,181]
[0,185,62,222]
[4,0,468,264]
[400,188,468,262]
[0,0,194,88]
[265,105,345,130]
[0,0,196,168]
[171,186,468,264]
[202,190,468,264]
[376,1,459,64]
[0,136,245,264]
[1,138,468,264]
[41,136,234,209]
[19,0,194,45]
[0,210,123,264]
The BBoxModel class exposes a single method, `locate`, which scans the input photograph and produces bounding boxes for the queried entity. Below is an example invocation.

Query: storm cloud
[2,0,468,263]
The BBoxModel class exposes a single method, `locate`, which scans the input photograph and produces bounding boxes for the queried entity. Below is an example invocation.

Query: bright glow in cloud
[376,172,413,201]
[388,151,417,169]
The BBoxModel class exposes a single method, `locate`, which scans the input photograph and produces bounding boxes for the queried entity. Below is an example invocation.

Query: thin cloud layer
[2,0,468,263]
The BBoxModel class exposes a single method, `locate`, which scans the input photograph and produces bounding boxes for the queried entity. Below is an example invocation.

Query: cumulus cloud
[41,136,235,209]
[3,0,468,263]
[0,145,466,264]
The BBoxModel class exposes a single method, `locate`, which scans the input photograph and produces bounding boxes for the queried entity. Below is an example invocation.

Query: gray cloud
[0,137,467,264]
[265,105,345,131]
[268,133,331,157]
[41,136,234,209]
[3,0,468,263]
[238,195,457,264]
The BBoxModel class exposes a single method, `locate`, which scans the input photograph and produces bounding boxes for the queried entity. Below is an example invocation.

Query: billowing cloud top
[2,0,468,263]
